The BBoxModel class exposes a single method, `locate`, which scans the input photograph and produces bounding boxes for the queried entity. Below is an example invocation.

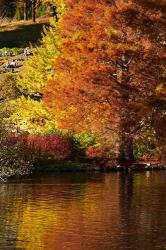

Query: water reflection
[0,172,166,250]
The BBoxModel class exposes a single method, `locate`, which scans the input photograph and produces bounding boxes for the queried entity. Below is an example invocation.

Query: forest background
[0,0,166,176]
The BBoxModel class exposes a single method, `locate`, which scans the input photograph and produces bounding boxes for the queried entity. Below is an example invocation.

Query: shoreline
[1,161,166,182]
[33,162,166,173]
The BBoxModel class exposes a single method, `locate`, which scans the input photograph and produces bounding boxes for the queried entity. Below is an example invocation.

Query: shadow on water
[118,171,166,250]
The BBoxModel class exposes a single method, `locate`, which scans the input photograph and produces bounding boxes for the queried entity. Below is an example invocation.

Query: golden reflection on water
[0,172,166,250]
[14,174,120,250]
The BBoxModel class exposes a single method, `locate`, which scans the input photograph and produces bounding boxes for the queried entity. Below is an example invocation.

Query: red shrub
[27,134,72,160]
[2,133,72,161]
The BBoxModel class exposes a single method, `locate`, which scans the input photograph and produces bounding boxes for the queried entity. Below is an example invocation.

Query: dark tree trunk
[116,56,134,166]
[118,131,134,166]
[52,6,58,22]
[118,105,134,166]
[32,0,36,22]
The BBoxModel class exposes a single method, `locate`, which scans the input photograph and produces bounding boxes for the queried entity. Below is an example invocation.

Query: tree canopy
[44,0,166,164]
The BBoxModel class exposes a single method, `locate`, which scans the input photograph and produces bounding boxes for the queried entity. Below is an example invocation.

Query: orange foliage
[44,0,166,164]
[86,146,103,159]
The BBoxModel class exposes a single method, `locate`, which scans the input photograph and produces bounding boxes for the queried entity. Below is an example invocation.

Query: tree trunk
[32,0,36,22]
[118,106,134,166]
[118,131,134,166]
[23,1,28,21]
[52,6,58,22]
[116,56,134,166]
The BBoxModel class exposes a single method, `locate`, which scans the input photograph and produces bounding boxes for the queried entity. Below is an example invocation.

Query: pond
[0,171,166,250]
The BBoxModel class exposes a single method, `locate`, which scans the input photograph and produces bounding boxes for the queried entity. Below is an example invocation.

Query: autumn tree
[44,0,166,166]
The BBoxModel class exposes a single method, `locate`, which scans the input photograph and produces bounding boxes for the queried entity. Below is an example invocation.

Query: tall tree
[31,0,37,22]
[23,0,28,20]
[29,0,43,22]
[44,0,166,165]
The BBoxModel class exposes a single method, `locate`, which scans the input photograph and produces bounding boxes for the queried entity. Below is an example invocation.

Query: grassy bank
[0,17,50,88]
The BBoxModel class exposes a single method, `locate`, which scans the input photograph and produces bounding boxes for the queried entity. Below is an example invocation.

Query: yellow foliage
[2,0,66,134]
[17,19,61,93]
[4,97,57,134]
